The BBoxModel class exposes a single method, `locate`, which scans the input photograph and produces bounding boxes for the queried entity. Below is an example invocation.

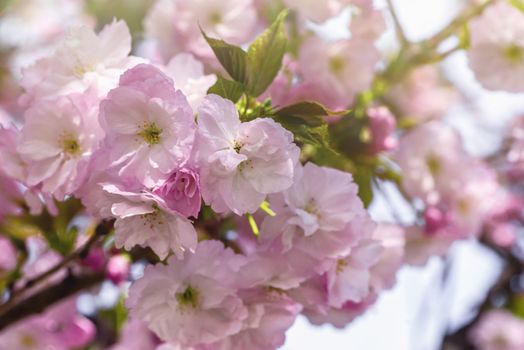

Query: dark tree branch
[0,271,105,331]
[440,239,522,349]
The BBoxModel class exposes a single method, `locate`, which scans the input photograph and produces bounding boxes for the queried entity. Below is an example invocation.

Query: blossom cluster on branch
[1,0,524,349]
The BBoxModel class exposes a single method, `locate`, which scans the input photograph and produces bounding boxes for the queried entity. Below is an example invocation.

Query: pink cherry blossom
[366,106,398,154]
[403,226,455,266]
[298,36,379,109]
[387,65,458,122]
[99,64,195,188]
[21,19,142,103]
[127,240,248,347]
[0,172,22,220]
[144,0,258,61]
[104,184,197,260]
[17,93,101,199]
[393,122,469,205]
[468,1,524,92]
[326,239,383,307]
[196,94,299,215]
[107,254,131,285]
[0,235,17,273]
[260,162,374,260]
[110,319,158,350]
[153,167,201,218]
[369,223,405,292]
[288,274,377,328]
[283,0,351,23]
[469,310,524,350]
[212,288,302,350]
[163,53,217,111]
[0,296,95,350]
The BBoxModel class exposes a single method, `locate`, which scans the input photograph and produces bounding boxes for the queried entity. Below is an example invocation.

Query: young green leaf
[208,75,245,102]
[201,30,249,83]
[274,101,347,127]
[509,0,524,13]
[246,10,288,97]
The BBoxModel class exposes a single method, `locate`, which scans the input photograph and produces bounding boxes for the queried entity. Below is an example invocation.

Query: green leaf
[246,10,288,96]
[208,75,245,102]
[275,118,335,152]
[202,30,249,83]
[274,101,346,127]
[509,0,524,13]
[353,167,374,207]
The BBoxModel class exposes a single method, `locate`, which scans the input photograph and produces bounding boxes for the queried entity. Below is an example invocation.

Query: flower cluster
[2,0,524,349]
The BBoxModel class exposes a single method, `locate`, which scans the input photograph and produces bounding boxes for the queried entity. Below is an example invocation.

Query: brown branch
[0,219,113,316]
[0,271,105,331]
[440,239,522,349]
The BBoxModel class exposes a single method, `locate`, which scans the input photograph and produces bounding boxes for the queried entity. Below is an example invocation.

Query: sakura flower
[109,319,158,350]
[288,274,377,328]
[0,125,26,182]
[0,296,95,350]
[21,19,142,103]
[144,0,258,61]
[393,122,469,205]
[105,184,197,260]
[260,162,374,260]
[127,240,248,347]
[99,64,195,188]
[17,93,101,199]
[468,1,524,93]
[366,106,397,154]
[0,235,17,273]
[305,295,377,329]
[283,0,351,23]
[196,94,299,215]
[212,288,302,350]
[43,298,97,349]
[107,254,131,285]
[369,223,405,292]
[326,239,383,307]
[387,65,458,121]
[403,226,455,266]
[153,167,201,218]
[298,36,379,109]
[163,53,217,111]
[0,172,22,220]
[469,310,524,350]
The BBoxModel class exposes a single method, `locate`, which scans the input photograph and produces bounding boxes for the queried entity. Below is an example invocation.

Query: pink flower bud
[154,167,201,218]
[107,254,131,285]
[81,247,106,272]
[367,106,397,155]
[424,206,450,234]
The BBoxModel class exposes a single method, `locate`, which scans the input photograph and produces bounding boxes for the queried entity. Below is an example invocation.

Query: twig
[0,220,113,313]
[386,0,409,47]
[439,239,522,349]
[424,0,495,51]
[0,272,105,331]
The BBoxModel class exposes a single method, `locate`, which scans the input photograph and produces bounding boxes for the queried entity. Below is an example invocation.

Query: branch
[0,220,113,314]
[439,239,522,349]
[424,0,495,50]
[0,271,104,331]
[386,0,408,47]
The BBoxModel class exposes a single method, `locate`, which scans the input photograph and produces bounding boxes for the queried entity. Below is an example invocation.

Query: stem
[423,0,495,51]
[386,0,409,47]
